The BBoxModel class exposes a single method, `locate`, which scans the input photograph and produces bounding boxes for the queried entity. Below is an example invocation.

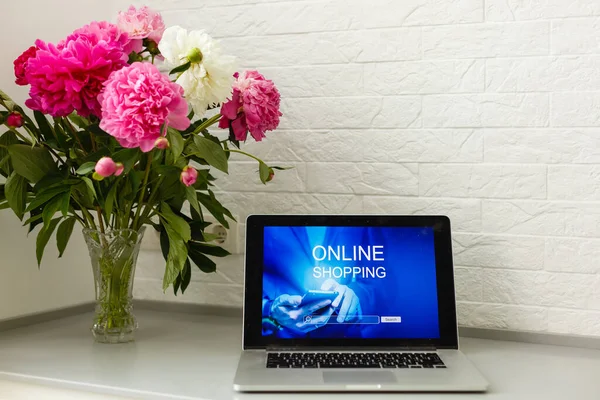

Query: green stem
[69,207,87,227]
[42,144,69,167]
[225,148,264,163]
[132,152,153,230]
[192,113,221,135]
[73,198,97,230]
[8,128,32,145]
[139,175,165,225]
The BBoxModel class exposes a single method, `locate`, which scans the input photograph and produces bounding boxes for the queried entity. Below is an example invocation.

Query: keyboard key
[267,352,445,369]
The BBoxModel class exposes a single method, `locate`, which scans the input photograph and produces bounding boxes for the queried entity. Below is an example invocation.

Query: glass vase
[83,227,146,344]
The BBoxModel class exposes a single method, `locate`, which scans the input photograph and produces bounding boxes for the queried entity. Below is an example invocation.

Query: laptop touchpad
[323,371,397,384]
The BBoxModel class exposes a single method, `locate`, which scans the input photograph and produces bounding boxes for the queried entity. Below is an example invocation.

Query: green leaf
[22,212,43,227]
[272,166,294,171]
[160,202,191,242]
[42,191,69,230]
[188,246,217,273]
[80,177,97,201]
[68,113,89,129]
[0,89,16,111]
[159,227,170,261]
[0,131,19,176]
[26,208,44,234]
[54,118,70,149]
[189,241,230,257]
[167,128,184,160]
[25,186,69,213]
[36,217,60,267]
[112,148,140,174]
[161,221,189,290]
[259,162,271,184]
[196,190,233,229]
[5,172,28,220]
[190,136,229,173]
[186,185,201,216]
[181,259,192,293]
[76,162,96,175]
[169,61,191,75]
[56,217,76,258]
[0,183,4,203]
[104,183,118,220]
[172,258,192,295]
[173,272,182,295]
[33,111,54,141]
[34,174,68,193]
[8,144,58,183]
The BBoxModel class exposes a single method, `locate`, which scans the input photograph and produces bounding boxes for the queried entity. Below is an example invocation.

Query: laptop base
[233,349,489,392]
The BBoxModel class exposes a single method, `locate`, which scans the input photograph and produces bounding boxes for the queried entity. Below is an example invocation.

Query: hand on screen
[320,279,363,323]
[270,294,335,334]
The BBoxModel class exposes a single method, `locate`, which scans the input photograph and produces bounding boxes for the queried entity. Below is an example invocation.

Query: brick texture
[115,0,600,337]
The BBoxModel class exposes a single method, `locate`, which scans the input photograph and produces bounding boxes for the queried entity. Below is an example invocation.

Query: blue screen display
[261,226,440,339]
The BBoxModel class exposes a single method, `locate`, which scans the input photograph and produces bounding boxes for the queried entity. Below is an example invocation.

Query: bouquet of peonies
[0,5,284,299]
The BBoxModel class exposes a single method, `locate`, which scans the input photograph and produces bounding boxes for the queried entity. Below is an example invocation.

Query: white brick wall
[118,0,600,337]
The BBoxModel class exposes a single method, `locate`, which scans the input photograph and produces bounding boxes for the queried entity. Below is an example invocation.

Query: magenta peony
[66,21,136,55]
[180,166,198,187]
[6,112,24,128]
[99,62,190,152]
[25,22,130,117]
[219,70,282,142]
[117,5,166,51]
[13,46,38,86]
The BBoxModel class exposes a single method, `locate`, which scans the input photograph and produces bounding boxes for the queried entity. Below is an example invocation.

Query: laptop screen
[261,226,440,340]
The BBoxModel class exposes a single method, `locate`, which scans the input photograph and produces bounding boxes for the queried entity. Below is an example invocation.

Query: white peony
[159,26,236,116]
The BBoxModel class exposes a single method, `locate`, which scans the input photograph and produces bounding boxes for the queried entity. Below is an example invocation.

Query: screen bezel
[243,215,458,350]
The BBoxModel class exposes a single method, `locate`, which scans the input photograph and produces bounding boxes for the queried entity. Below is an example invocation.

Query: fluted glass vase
[83,227,145,344]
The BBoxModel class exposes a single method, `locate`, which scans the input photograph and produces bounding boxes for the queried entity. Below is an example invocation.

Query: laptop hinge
[266,345,438,352]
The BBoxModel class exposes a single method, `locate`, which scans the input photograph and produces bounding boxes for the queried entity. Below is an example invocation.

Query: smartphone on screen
[300,290,338,307]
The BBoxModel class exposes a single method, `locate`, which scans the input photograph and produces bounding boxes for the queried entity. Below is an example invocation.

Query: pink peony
[117,5,166,51]
[99,62,190,152]
[25,22,130,117]
[180,166,198,187]
[154,137,170,150]
[219,70,282,142]
[95,157,120,178]
[13,46,38,86]
[6,112,24,128]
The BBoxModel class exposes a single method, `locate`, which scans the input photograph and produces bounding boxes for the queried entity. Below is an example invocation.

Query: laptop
[233,215,489,392]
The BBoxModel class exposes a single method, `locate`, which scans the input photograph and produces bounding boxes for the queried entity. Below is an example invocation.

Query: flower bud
[155,137,170,150]
[114,162,125,177]
[180,166,198,187]
[6,112,24,128]
[95,157,118,178]
[267,169,275,182]
[187,47,203,63]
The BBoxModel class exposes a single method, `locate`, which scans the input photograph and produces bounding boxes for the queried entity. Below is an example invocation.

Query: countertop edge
[1,300,599,350]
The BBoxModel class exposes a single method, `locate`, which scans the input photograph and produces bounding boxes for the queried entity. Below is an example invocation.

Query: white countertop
[0,310,599,400]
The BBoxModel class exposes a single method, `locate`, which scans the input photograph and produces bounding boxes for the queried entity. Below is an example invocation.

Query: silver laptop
[233,215,489,392]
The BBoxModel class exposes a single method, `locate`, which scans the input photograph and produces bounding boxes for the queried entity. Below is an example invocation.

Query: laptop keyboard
[267,352,446,369]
